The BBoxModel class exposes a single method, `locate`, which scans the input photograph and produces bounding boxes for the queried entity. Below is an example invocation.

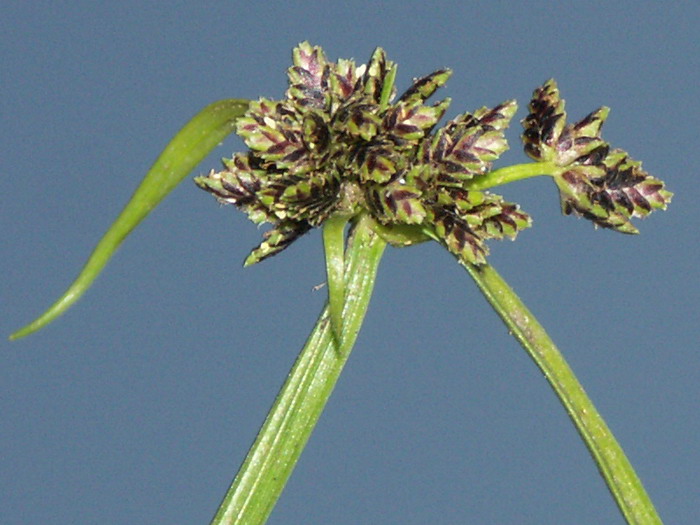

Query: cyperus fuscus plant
[12,42,671,525]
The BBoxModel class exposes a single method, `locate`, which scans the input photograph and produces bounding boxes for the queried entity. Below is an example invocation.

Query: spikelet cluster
[196,42,529,266]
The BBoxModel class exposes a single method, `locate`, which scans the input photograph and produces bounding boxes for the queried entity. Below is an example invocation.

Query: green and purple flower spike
[522,79,672,233]
[196,42,530,271]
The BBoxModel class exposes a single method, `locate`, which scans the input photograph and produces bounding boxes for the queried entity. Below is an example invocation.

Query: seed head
[196,43,531,265]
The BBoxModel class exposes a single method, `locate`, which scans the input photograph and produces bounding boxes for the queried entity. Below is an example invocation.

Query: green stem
[465,161,557,191]
[465,262,661,525]
[211,215,386,525]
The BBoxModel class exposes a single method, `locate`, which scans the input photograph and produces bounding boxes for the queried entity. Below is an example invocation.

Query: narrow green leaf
[10,99,249,340]
[322,215,349,344]
[465,262,661,525]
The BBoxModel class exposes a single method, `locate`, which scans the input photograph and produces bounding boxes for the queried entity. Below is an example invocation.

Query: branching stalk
[464,161,558,190]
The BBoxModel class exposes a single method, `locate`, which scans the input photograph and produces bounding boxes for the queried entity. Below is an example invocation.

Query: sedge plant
[11,43,672,524]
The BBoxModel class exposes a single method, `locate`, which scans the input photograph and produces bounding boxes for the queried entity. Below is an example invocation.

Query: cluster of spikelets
[522,80,671,233]
[196,42,671,267]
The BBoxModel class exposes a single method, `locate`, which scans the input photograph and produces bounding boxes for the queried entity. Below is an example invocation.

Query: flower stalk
[464,161,558,190]
[211,215,386,525]
[465,262,661,524]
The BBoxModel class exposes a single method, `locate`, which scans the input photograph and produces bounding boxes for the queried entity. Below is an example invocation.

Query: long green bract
[10,99,249,340]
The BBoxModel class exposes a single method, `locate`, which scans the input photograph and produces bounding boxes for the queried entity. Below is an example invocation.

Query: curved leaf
[10,99,249,340]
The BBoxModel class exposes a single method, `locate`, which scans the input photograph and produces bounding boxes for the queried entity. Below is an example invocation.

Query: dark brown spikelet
[522,79,566,162]
[556,150,673,233]
[397,69,452,104]
[432,207,488,264]
[243,221,313,267]
[361,47,395,103]
[277,173,342,226]
[428,101,517,180]
[194,153,270,225]
[427,189,531,265]
[363,171,427,226]
[287,42,332,110]
[523,80,610,166]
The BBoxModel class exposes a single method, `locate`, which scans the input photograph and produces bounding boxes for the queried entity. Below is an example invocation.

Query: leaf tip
[9,319,45,341]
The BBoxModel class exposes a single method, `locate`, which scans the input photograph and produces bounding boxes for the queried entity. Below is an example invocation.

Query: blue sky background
[2,2,698,523]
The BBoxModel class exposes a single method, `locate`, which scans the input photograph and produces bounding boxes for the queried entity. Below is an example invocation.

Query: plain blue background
[3,2,698,523]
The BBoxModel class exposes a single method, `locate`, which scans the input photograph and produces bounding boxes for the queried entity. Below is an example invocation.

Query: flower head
[196,42,529,266]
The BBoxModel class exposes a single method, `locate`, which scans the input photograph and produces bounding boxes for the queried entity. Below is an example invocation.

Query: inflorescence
[196,42,671,267]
